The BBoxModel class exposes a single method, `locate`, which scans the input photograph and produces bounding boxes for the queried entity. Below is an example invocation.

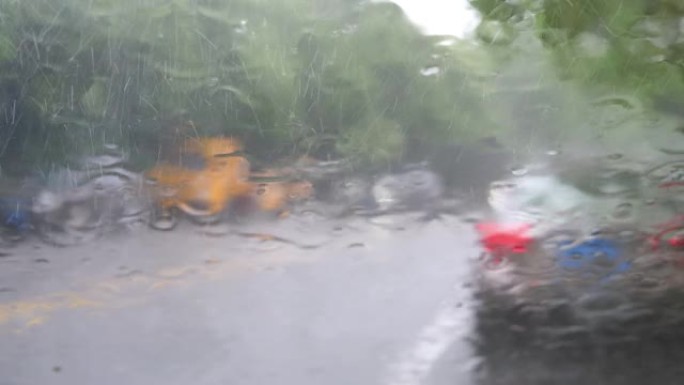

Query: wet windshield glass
[3,1,684,384]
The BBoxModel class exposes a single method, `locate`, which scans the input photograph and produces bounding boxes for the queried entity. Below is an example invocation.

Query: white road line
[383,289,474,385]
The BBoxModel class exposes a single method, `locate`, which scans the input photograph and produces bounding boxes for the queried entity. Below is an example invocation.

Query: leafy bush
[0,0,498,175]
[469,0,684,111]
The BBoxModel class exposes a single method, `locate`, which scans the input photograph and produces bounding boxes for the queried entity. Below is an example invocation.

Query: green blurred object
[469,0,684,113]
[0,0,499,174]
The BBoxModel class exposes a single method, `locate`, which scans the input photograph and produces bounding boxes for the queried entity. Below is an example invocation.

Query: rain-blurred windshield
[3,1,684,384]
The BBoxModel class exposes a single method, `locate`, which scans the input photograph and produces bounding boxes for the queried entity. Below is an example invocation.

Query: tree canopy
[0,0,499,174]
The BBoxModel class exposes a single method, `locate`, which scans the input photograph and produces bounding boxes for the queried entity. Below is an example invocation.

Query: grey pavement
[0,213,478,385]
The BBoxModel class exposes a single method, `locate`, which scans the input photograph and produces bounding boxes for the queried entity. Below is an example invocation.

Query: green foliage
[469,0,684,112]
[0,0,498,174]
[336,117,405,167]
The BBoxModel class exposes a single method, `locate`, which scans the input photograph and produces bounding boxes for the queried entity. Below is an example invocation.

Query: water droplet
[546,149,560,156]
[617,229,641,242]
[612,202,634,220]
[510,166,528,176]
[103,143,119,152]
[420,66,440,76]
[436,39,456,47]
[592,253,616,268]
[578,293,624,312]
[198,223,231,237]
[636,276,660,289]
[150,209,177,231]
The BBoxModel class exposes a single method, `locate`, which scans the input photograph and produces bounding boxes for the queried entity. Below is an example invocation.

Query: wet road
[0,213,478,385]
[6,207,684,385]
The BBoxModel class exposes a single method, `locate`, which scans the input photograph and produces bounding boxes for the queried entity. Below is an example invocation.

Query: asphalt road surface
[6,209,684,385]
[0,212,479,385]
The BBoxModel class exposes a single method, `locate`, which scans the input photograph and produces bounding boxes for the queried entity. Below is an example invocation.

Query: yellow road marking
[0,251,320,332]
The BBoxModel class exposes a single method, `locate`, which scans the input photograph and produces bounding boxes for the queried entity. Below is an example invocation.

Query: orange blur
[146,131,313,220]
[146,136,253,217]
[250,168,314,215]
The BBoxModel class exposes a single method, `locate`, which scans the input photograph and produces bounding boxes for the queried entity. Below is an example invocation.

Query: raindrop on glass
[612,202,634,220]
[510,166,528,176]
[420,66,440,76]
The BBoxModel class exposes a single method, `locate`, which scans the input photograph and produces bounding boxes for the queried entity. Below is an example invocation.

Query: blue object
[0,198,32,232]
[556,238,630,281]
